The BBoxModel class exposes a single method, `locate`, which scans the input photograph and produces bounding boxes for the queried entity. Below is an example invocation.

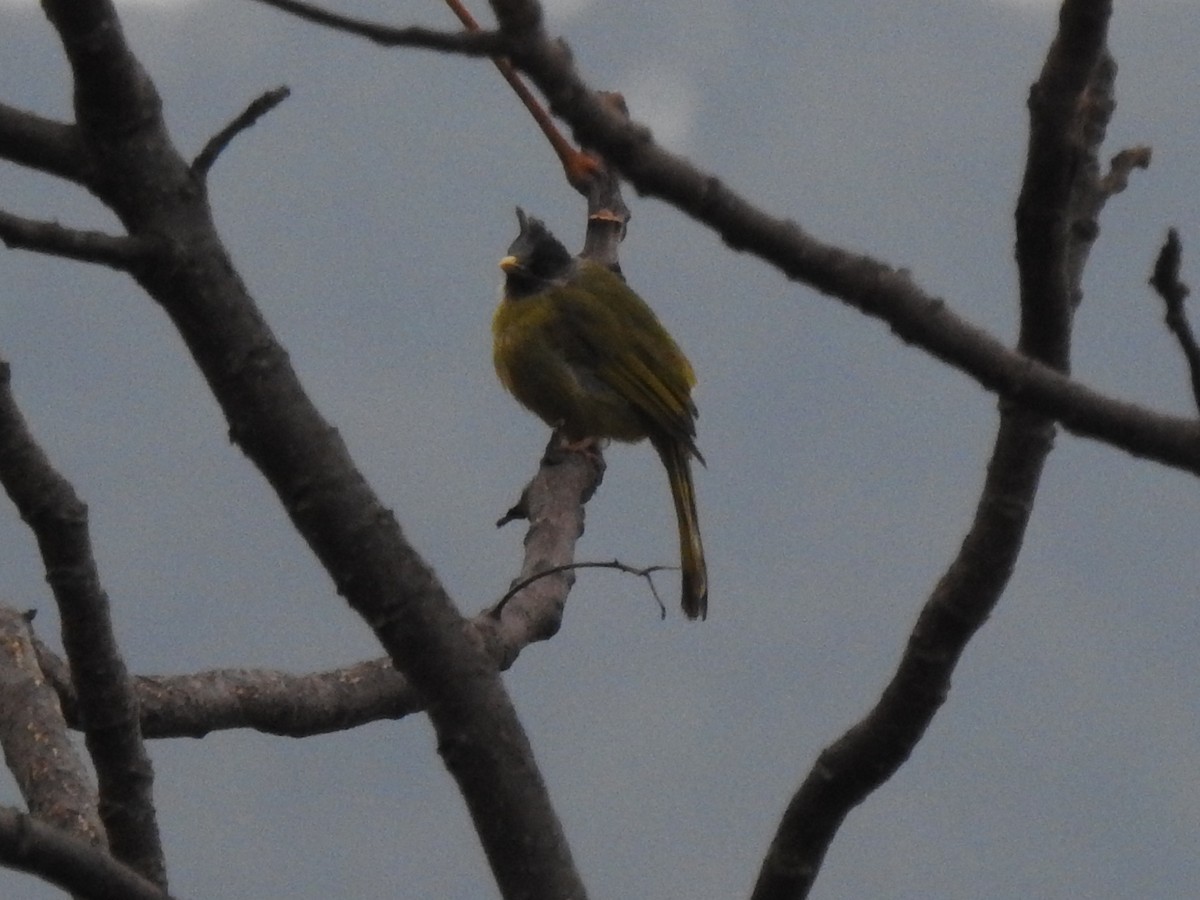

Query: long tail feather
[654,437,708,620]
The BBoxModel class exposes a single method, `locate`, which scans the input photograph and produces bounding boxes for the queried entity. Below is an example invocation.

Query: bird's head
[499,208,574,298]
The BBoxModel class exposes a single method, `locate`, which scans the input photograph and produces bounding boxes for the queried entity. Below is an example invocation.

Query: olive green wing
[554,263,702,459]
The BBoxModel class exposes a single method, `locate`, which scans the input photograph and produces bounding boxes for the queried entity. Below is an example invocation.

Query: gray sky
[3,0,1200,897]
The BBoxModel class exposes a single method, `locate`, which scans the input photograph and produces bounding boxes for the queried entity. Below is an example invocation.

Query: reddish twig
[442,0,601,192]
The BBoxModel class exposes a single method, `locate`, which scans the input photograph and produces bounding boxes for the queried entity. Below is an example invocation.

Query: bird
[493,208,708,619]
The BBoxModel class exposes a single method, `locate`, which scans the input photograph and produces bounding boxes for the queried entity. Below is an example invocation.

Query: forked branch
[752,2,1118,896]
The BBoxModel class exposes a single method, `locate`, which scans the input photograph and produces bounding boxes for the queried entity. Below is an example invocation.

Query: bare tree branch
[31,2,588,896]
[1148,229,1200,412]
[40,1,161,141]
[35,647,421,739]
[473,0,1200,472]
[492,559,671,619]
[2,0,1188,896]
[481,437,603,648]
[441,0,606,193]
[0,607,104,846]
[0,807,173,900]
[248,0,507,53]
[0,360,166,887]
[752,2,1115,896]
[0,104,87,183]
[0,209,150,269]
[33,439,603,740]
[250,0,611,194]
[191,86,292,178]
[244,0,1200,472]
[131,661,422,740]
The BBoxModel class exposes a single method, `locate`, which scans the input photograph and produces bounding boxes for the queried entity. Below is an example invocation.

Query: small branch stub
[192,86,292,178]
[1149,229,1200,413]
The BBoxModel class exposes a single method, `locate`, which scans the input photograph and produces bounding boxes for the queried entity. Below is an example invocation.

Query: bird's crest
[504,208,574,293]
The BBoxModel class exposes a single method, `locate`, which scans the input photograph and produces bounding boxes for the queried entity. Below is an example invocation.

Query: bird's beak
[498,255,521,273]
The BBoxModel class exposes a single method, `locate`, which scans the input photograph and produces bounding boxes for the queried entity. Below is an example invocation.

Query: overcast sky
[3,1,1200,897]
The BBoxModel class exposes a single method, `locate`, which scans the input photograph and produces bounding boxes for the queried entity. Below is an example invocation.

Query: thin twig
[192,86,292,178]
[441,0,600,191]
[1149,229,1200,413]
[250,0,601,191]
[247,0,506,52]
[491,560,673,618]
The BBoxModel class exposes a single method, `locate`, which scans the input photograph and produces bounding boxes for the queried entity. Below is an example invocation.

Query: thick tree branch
[0,807,173,900]
[0,361,166,887]
[0,607,104,846]
[40,1,162,141]
[0,209,150,269]
[144,662,415,740]
[751,2,1115,897]
[0,104,87,183]
[36,648,421,739]
[32,440,602,741]
[28,2,587,897]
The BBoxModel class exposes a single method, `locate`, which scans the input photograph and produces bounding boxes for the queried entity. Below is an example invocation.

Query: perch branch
[31,433,604,741]
[242,0,1200,472]
[34,1,589,896]
[37,437,606,739]
[477,0,1200,473]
